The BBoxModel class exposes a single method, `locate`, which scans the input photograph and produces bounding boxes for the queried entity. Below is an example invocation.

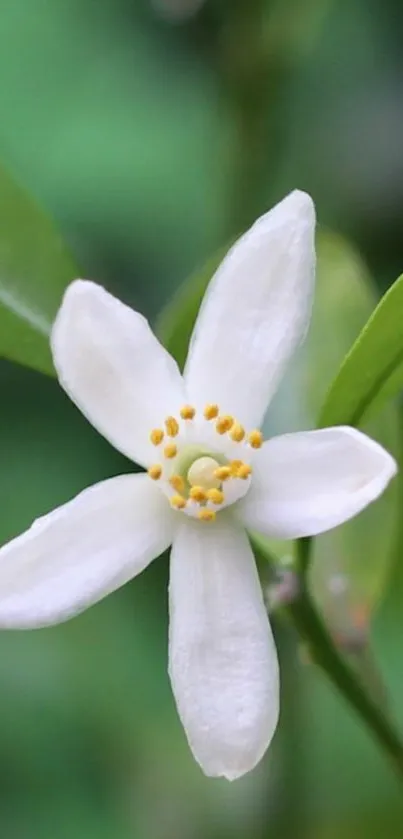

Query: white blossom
[0,191,396,779]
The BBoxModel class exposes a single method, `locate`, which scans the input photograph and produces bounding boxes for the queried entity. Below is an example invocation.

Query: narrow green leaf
[319,273,403,428]
[0,164,79,375]
[263,232,400,612]
[155,246,228,371]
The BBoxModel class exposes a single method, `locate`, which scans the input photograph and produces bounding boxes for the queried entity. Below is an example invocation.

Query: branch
[251,534,403,783]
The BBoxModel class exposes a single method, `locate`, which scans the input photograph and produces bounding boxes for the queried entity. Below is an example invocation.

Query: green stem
[252,534,403,783]
[296,535,312,576]
[289,580,403,781]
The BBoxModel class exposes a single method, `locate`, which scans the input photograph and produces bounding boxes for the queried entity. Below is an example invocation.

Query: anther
[189,486,207,503]
[230,422,245,442]
[216,415,234,434]
[169,474,185,493]
[165,416,179,437]
[229,459,243,474]
[171,495,186,510]
[164,443,177,459]
[248,430,263,449]
[206,488,224,505]
[204,404,219,420]
[148,465,162,480]
[237,463,252,479]
[180,405,196,420]
[198,509,216,522]
[214,466,231,481]
[150,428,164,446]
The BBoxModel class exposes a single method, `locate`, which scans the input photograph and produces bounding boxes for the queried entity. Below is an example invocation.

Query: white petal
[168,516,279,780]
[238,427,397,539]
[0,474,176,628]
[52,280,186,466]
[184,191,316,428]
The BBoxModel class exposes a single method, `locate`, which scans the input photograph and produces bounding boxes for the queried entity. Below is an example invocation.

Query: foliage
[0,165,77,374]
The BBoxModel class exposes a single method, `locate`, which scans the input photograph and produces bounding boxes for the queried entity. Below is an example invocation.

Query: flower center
[146,403,261,522]
[187,456,221,490]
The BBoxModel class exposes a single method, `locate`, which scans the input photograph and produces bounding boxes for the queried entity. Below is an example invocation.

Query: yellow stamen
[229,459,243,474]
[171,494,186,510]
[237,463,252,479]
[216,415,234,434]
[164,443,177,459]
[189,486,207,503]
[206,488,224,505]
[150,428,164,446]
[165,416,179,437]
[248,430,263,449]
[198,509,216,522]
[230,422,245,442]
[180,405,196,420]
[214,466,231,482]
[204,403,219,420]
[169,474,185,493]
[148,464,162,480]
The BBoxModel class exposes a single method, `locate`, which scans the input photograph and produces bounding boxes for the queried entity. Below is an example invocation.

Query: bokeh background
[0,0,403,836]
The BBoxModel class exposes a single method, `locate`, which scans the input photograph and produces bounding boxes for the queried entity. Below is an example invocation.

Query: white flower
[0,190,396,780]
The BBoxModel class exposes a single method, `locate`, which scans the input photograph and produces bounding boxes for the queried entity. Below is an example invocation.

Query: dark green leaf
[155,246,229,370]
[264,231,400,614]
[0,164,78,375]
[319,273,403,428]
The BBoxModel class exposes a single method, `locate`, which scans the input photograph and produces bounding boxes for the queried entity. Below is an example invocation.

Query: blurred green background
[1,0,403,836]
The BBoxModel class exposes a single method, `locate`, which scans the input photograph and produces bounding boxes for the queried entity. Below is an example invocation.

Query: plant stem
[289,580,403,781]
[251,534,403,783]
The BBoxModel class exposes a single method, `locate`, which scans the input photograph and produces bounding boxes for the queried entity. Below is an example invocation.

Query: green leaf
[155,246,229,371]
[319,273,403,428]
[0,164,78,375]
[263,231,400,615]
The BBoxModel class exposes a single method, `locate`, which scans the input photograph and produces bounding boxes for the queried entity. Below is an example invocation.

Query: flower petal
[238,427,397,539]
[168,515,279,780]
[0,474,175,628]
[52,280,186,466]
[184,190,316,428]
